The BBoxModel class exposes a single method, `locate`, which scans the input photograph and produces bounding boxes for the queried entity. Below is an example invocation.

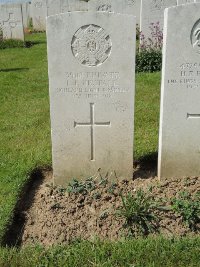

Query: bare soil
[5,165,200,247]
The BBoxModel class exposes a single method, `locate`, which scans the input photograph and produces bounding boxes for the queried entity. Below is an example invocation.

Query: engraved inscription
[56,71,131,98]
[150,0,170,11]
[167,63,200,89]
[35,1,42,8]
[127,0,135,6]
[97,4,112,11]
[71,24,112,67]
[191,19,200,54]
[74,103,111,161]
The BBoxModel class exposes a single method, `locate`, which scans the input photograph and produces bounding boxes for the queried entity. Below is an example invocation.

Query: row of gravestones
[32,0,200,35]
[0,0,199,41]
[46,2,200,185]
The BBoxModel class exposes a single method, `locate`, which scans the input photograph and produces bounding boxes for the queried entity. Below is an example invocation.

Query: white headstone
[47,12,136,184]
[177,0,197,4]
[158,3,200,178]
[31,0,47,31]
[22,2,31,28]
[140,0,177,41]
[0,4,24,41]
[47,0,88,16]
[89,0,141,24]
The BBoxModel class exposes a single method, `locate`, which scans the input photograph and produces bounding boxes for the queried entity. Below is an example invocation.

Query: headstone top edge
[0,3,22,8]
[47,10,137,21]
[166,1,200,11]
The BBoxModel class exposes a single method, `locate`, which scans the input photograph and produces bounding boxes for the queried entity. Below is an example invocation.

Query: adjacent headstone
[89,0,141,24]
[177,0,197,4]
[47,12,136,184]
[0,3,24,40]
[158,3,200,178]
[22,2,31,28]
[31,0,47,31]
[47,0,88,16]
[140,0,177,41]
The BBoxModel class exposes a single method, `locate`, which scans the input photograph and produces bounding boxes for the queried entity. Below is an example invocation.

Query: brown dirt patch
[4,165,200,247]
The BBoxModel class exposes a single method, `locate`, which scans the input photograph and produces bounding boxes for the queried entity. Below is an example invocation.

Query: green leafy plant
[136,50,162,73]
[171,191,200,231]
[67,177,96,195]
[107,182,117,194]
[116,189,160,236]
[136,22,163,73]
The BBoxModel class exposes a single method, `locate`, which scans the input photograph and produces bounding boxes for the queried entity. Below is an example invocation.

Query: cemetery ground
[0,33,200,266]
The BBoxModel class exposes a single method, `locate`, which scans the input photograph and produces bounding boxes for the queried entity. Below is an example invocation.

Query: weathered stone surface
[140,0,176,40]
[89,0,141,24]
[0,3,24,40]
[47,0,88,16]
[158,3,200,178]
[22,2,31,28]
[177,0,196,4]
[47,12,136,184]
[31,0,47,31]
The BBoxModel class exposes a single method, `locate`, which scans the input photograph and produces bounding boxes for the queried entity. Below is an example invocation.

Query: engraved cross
[74,103,111,161]
[3,13,20,38]
[187,113,200,119]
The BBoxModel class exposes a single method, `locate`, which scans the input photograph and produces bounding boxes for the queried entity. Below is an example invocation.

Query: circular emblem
[191,19,200,54]
[71,24,112,67]
[127,0,135,6]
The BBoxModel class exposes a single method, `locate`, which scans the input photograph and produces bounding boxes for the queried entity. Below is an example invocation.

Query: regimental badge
[191,19,200,54]
[71,24,112,67]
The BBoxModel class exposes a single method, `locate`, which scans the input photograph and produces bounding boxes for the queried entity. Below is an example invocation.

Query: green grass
[0,237,200,267]
[0,33,51,241]
[2,33,197,265]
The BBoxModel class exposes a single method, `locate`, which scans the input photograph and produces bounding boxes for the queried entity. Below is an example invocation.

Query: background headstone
[140,0,177,41]
[0,3,24,40]
[47,0,88,16]
[47,12,136,184]
[89,0,141,25]
[67,0,88,11]
[31,0,47,31]
[158,3,200,178]
[22,2,31,28]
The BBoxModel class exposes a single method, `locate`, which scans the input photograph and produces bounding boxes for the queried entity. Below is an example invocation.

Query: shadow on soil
[1,155,157,247]
[133,152,158,179]
[2,166,52,247]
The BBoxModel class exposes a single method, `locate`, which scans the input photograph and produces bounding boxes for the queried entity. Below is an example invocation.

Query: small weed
[116,189,161,236]
[107,182,117,194]
[171,191,200,231]
[57,186,67,196]
[99,177,108,187]
[67,178,96,195]
[99,210,109,220]
[92,192,101,200]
